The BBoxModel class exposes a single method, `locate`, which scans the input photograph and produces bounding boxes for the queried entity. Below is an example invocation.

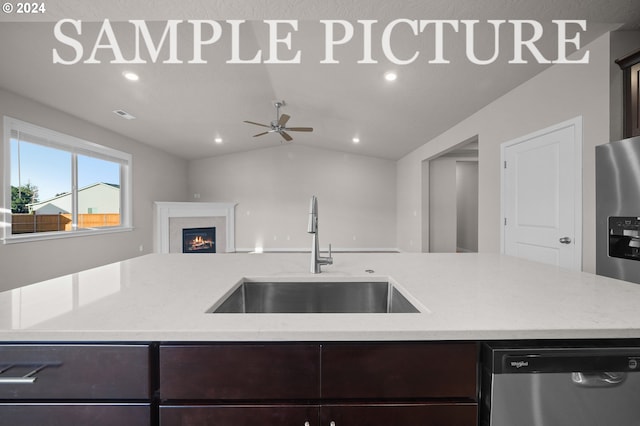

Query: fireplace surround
[154,202,236,254]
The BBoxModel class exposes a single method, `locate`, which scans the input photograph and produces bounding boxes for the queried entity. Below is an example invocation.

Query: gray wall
[188,143,397,251]
[427,157,478,253]
[428,157,457,253]
[0,88,189,291]
[397,32,611,273]
[456,161,479,252]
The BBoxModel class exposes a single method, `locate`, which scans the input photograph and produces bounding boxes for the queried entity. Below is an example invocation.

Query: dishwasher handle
[571,371,627,387]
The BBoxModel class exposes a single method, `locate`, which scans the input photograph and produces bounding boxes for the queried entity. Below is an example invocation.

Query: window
[3,116,132,242]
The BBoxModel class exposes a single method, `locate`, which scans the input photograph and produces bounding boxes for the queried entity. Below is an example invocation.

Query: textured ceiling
[0,1,638,160]
[2,0,640,23]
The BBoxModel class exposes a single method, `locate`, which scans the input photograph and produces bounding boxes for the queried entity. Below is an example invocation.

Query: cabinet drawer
[322,402,477,426]
[322,342,477,399]
[0,344,150,400]
[160,404,320,426]
[0,403,150,426]
[160,344,320,400]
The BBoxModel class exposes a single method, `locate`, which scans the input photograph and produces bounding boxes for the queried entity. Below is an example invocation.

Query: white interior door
[502,117,582,271]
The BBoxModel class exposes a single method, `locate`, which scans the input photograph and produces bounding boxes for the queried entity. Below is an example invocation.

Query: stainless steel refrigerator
[596,135,640,284]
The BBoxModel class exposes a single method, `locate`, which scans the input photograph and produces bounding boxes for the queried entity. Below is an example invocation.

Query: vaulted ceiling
[1,1,639,160]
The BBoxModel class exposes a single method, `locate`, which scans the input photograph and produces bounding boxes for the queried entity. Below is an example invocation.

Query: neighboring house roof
[28,182,120,214]
[31,203,70,214]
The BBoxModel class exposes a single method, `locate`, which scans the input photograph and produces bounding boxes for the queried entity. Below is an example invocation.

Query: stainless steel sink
[208,280,420,314]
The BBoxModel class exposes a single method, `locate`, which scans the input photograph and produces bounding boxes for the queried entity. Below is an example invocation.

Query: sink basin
[208,280,420,314]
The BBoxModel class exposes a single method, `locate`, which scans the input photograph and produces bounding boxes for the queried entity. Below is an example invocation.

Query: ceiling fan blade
[278,114,290,127]
[285,127,313,132]
[244,120,271,128]
[279,131,293,142]
[253,131,270,137]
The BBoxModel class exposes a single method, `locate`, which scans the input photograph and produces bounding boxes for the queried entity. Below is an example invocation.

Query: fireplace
[183,227,216,253]
[154,202,236,253]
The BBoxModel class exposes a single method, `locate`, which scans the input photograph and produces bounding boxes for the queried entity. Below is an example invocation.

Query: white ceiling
[1,1,639,160]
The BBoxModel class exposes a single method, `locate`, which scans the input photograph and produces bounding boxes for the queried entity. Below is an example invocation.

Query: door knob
[559,237,572,244]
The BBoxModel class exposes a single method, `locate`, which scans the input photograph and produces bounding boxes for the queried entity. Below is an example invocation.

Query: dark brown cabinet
[322,342,477,399]
[0,344,150,400]
[160,344,320,401]
[616,48,640,138]
[159,403,476,426]
[322,403,478,426]
[159,342,478,426]
[160,405,320,426]
[0,404,150,426]
[1,342,478,425]
[0,344,151,425]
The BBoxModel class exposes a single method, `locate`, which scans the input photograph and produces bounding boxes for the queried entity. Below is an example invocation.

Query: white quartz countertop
[1,253,639,341]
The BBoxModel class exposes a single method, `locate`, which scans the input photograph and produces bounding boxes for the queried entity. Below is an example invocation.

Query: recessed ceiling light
[384,71,397,82]
[214,137,223,144]
[122,71,139,81]
[352,137,360,143]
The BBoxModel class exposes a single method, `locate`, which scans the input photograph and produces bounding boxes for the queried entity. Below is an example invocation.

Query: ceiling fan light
[244,100,313,142]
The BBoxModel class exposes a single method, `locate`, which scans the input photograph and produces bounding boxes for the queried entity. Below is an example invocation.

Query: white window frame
[2,116,133,243]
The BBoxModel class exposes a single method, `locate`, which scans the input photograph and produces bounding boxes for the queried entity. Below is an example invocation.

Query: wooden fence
[11,213,120,233]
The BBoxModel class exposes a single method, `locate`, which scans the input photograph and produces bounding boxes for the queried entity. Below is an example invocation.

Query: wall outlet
[193,193,201,199]
[139,244,144,252]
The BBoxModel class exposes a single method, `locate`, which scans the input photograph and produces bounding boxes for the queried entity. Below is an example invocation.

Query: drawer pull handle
[0,377,37,384]
[0,363,60,384]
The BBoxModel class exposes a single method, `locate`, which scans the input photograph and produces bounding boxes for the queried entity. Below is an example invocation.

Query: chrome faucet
[307,195,333,273]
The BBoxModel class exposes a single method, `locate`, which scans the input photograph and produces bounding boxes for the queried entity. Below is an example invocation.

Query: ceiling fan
[244,100,313,142]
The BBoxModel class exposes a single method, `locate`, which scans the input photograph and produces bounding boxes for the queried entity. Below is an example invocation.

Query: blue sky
[10,139,120,201]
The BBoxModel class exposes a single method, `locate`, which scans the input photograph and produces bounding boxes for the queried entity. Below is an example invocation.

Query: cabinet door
[160,344,320,400]
[321,403,477,426]
[628,62,640,137]
[321,343,477,399]
[160,404,319,426]
[618,49,640,138]
[0,344,150,400]
[0,404,150,426]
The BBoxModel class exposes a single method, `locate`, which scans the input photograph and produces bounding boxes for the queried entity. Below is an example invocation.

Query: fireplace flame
[189,235,213,250]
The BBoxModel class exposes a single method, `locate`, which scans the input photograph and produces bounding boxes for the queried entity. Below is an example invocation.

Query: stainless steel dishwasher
[482,344,640,426]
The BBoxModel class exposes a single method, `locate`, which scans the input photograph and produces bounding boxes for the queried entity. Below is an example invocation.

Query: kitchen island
[1,252,639,341]
[1,253,640,426]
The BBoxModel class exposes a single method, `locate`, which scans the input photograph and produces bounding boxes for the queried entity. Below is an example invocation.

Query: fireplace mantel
[154,202,236,253]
